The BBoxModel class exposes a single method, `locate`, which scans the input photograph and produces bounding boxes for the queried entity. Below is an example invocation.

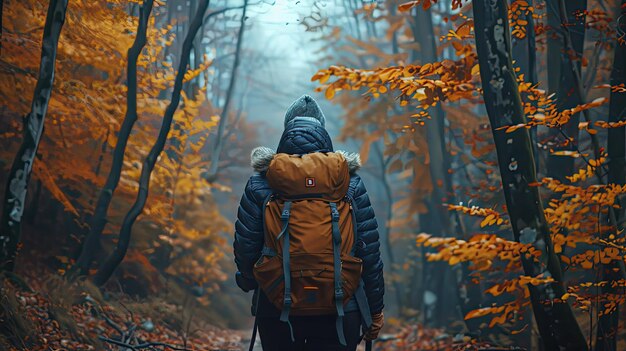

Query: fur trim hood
[250,146,361,174]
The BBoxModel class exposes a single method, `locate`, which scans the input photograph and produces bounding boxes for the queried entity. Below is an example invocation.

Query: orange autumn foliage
[1,0,232,292]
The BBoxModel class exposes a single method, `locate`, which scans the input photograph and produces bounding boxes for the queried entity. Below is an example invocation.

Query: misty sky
[242,0,344,147]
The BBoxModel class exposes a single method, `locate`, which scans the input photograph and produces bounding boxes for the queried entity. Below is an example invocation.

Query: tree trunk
[372,143,404,314]
[546,0,561,95]
[545,0,588,181]
[472,0,588,349]
[412,8,451,328]
[372,2,404,315]
[0,0,4,55]
[71,0,155,277]
[411,7,481,330]
[509,13,540,347]
[510,0,539,171]
[510,0,537,84]
[596,3,626,349]
[0,0,68,272]
[206,0,248,182]
[185,0,201,98]
[25,180,42,225]
[93,0,211,287]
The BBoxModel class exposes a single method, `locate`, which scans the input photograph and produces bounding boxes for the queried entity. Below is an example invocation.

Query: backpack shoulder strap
[278,201,295,342]
[330,202,347,346]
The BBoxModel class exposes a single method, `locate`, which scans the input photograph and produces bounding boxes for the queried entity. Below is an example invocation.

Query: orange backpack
[252,152,364,345]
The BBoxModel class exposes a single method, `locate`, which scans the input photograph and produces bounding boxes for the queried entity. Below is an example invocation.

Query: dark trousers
[257,311,362,351]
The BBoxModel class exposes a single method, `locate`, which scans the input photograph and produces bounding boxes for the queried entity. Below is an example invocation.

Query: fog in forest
[1,0,625,350]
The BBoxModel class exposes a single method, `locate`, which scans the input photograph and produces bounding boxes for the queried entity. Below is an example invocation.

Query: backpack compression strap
[329,202,347,346]
[278,201,295,341]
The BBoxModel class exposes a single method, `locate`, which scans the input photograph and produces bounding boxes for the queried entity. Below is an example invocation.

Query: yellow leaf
[398,1,420,12]
[561,293,570,300]
[325,86,336,99]
[416,233,432,244]
[581,260,593,269]
[481,214,495,227]
[471,64,480,76]
[449,256,460,265]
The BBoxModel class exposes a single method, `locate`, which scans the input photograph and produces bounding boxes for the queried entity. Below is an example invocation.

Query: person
[233,95,384,351]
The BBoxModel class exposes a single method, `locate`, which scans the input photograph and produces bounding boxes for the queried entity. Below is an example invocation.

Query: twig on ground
[98,336,192,351]
[103,315,125,336]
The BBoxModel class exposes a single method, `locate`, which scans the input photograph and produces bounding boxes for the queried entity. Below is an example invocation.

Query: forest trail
[238,334,261,351]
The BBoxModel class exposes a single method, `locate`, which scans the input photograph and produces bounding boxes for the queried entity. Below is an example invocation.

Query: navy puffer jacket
[233,118,384,316]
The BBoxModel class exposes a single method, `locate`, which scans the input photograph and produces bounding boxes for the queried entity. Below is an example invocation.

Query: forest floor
[0,267,245,350]
[0,264,519,351]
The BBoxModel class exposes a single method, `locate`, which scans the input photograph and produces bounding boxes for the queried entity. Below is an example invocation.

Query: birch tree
[0,0,68,272]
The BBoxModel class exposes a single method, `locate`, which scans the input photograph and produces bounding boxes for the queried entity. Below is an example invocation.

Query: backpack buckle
[331,208,340,221]
[334,288,344,299]
[281,209,290,221]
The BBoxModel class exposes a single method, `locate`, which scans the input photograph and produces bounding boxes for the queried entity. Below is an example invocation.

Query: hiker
[233,95,384,351]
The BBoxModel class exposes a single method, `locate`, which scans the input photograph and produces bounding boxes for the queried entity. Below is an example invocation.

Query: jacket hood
[250,146,361,174]
[277,116,333,155]
[277,95,333,154]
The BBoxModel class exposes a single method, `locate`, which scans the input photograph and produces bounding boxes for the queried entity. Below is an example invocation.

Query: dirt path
[236,332,373,351]
[237,330,262,351]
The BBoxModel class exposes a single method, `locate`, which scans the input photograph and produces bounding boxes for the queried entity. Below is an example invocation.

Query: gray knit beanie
[284,94,326,128]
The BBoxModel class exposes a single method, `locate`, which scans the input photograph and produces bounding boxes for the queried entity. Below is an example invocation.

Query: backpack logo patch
[305,177,316,187]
